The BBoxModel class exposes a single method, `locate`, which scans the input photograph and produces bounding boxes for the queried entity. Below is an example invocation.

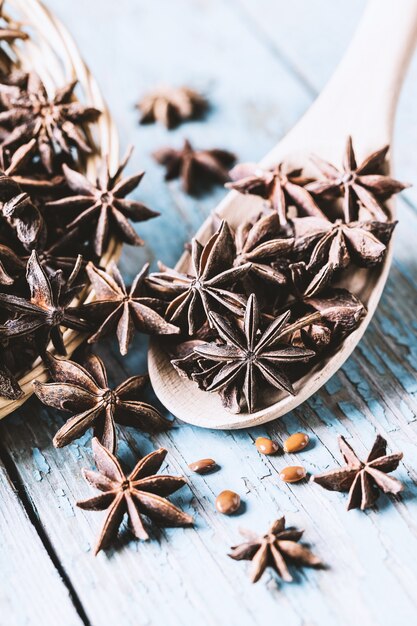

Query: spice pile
[154,137,407,414]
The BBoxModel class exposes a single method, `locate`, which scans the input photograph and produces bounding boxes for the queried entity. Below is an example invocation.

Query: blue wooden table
[2,1,417,624]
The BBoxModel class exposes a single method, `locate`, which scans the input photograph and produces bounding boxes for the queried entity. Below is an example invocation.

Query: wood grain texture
[1,0,417,625]
[0,455,83,626]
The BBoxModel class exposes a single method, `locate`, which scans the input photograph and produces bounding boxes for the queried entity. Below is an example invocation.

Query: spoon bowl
[149,0,417,429]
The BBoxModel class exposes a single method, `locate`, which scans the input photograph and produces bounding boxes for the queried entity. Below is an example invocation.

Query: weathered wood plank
[1,0,417,624]
[0,454,83,626]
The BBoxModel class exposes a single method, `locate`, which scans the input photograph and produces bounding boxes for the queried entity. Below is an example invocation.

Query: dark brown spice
[229,517,322,583]
[311,435,403,510]
[306,136,409,222]
[46,148,159,258]
[137,85,208,129]
[77,438,193,555]
[77,261,179,355]
[153,139,236,195]
[34,353,171,453]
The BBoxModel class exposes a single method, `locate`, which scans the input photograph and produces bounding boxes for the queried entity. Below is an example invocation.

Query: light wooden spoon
[148,0,417,429]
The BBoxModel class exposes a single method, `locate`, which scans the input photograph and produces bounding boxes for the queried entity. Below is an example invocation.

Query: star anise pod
[232,212,293,286]
[0,171,45,249]
[77,261,179,355]
[137,85,208,129]
[153,139,236,195]
[46,148,158,257]
[0,359,22,399]
[77,438,193,555]
[306,137,409,222]
[147,220,251,335]
[226,162,323,225]
[172,293,316,413]
[0,241,24,284]
[34,353,171,452]
[311,435,403,510]
[290,216,396,296]
[0,139,64,193]
[0,72,101,173]
[0,251,89,356]
[0,1,27,43]
[229,517,322,583]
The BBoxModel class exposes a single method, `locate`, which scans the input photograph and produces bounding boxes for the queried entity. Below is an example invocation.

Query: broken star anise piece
[147,220,251,335]
[77,261,179,355]
[77,438,193,555]
[46,147,158,258]
[153,139,236,195]
[137,85,208,129]
[0,242,25,284]
[0,73,101,173]
[0,251,89,356]
[227,161,323,225]
[0,139,64,193]
[172,293,316,413]
[0,1,27,43]
[229,517,322,583]
[306,136,409,222]
[290,216,396,296]
[34,353,171,453]
[311,435,404,510]
[0,171,45,249]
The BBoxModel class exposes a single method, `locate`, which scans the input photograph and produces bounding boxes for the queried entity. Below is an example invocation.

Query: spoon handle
[266,0,417,164]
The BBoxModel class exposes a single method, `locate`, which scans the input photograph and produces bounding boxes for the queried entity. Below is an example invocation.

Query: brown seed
[216,490,241,515]
[279,466,307,483]
[188,458,217,474]
[255,436,279,455]
[283,432,310,453]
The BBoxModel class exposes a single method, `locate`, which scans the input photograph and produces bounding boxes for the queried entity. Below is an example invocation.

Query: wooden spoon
[148,0,417,429]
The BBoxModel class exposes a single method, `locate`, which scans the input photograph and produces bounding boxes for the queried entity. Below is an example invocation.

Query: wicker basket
[0,0,121,419]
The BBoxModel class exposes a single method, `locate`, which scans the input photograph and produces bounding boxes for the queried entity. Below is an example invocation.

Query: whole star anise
[311,435,404,510]
[46,148,158,257]
[77,438,193,555]
[172,293,316,413]
[232,212,293,286]
[0,251,89,356]
[229,517,322,583]
[77,261,179,355]
[137,85,208,129]
[227,161,323,225]
[306,137,409,222]
[147,220,251,335]
[0,73,101,173]
[34,353,171,452]
[290,216,396,296]
[153,139,236,195]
